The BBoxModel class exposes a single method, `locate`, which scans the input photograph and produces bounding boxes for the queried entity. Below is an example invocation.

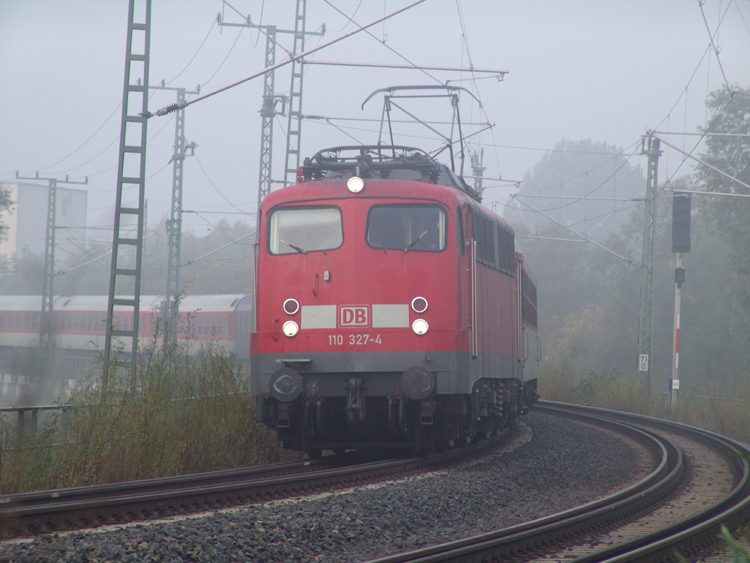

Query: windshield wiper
[281,239,306,254]
[403,229,429,252]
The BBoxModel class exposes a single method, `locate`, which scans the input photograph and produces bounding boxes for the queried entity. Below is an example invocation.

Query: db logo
[339,305,370,327]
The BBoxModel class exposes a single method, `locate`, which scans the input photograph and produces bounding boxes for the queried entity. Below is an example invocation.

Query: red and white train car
[0,294,253,358]
[251,146,540,455]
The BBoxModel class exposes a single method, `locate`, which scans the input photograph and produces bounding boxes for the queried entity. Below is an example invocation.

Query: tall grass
[538,360,750,441]
[0,318,297,495]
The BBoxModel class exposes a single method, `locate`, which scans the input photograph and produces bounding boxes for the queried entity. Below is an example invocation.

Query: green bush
[0,319,297,494]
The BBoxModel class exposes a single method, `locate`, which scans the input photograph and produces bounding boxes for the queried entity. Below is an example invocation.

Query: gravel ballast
[0,412,645,563]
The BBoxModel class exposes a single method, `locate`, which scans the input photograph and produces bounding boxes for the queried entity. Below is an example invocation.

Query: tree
[506,129,750,389]
[695,85,750,366]
[506,139,645,241]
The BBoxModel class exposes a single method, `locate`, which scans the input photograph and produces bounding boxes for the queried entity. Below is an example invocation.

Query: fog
[1,0,748,240]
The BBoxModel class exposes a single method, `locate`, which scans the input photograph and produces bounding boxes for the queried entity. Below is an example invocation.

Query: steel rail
[551,402,750,562]
[0,428,514,538]
[364,403,685,563]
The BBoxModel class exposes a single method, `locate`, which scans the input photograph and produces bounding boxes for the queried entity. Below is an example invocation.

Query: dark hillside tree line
[506,85,750,393]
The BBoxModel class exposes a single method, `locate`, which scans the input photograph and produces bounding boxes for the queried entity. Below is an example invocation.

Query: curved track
[0,428,514,539]
[364,401,750,563]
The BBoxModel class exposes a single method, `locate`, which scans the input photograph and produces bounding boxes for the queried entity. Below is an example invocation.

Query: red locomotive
[251,146,539,455]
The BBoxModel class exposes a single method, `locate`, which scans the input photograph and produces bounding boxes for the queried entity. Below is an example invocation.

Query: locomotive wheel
[306,448,323,460]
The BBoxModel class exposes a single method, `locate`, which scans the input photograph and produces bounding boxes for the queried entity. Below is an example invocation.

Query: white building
[0,182,87,260]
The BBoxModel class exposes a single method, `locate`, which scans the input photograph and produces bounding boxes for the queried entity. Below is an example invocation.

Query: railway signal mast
[670,192,691,410]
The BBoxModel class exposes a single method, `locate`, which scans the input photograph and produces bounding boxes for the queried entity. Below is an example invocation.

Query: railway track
[0,427,515,539]
[364,401,750,563]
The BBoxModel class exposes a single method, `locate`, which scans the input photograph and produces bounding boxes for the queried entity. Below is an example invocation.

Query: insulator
[156,103,180,117]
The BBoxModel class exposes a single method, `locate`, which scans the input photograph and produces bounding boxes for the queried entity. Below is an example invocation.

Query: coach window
[367,205,446,252]
[0,313,4,329]
[269,207,343,255]
[456,208,466,256]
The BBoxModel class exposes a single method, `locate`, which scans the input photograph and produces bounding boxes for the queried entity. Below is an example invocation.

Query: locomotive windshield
[268,207,343,255]
[366,205,446,252]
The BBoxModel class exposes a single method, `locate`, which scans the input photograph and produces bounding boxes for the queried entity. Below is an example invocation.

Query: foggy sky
[1,0,748,241]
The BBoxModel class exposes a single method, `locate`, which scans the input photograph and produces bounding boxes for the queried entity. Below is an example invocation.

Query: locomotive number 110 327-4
[328,334,382,346]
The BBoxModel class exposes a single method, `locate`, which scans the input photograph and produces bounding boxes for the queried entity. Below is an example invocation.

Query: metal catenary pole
[104,0,152,387]
[15,173,88,349]
[149,83,199,342]
[283,0,310,187]
[636,134,661,389]
[218,5,324,227]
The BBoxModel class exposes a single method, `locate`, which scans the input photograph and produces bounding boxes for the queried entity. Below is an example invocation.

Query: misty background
[1,0,749,394]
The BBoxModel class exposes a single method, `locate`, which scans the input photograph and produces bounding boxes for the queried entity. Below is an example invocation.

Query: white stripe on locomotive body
[371,305,410,328]
[299,304,411,330]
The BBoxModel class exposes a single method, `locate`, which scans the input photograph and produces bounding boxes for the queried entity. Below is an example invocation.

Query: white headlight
[412,319,429,336]
[282,320,299,338]
[347,176,364,193]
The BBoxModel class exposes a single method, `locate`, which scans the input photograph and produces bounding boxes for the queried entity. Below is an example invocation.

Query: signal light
[283,298,300,315]
[411,297,428,314]
[672,192,691,253]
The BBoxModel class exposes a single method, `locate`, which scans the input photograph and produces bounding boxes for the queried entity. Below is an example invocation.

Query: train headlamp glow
[282,320,299,338]
[347,176,364,193]
[411,319,429,336]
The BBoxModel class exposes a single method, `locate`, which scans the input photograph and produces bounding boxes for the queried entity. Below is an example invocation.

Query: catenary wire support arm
[652,134,750,193]
[662,188,750,199]
[145,0,427,119]
[511,194,638,266]
[302,60,508,77]
[15,172,88,349]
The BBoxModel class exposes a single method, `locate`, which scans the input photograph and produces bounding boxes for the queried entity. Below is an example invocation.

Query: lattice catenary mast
[104,0,152,385]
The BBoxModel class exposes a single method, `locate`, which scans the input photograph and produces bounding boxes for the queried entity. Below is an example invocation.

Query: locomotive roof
[299,145,482,203]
